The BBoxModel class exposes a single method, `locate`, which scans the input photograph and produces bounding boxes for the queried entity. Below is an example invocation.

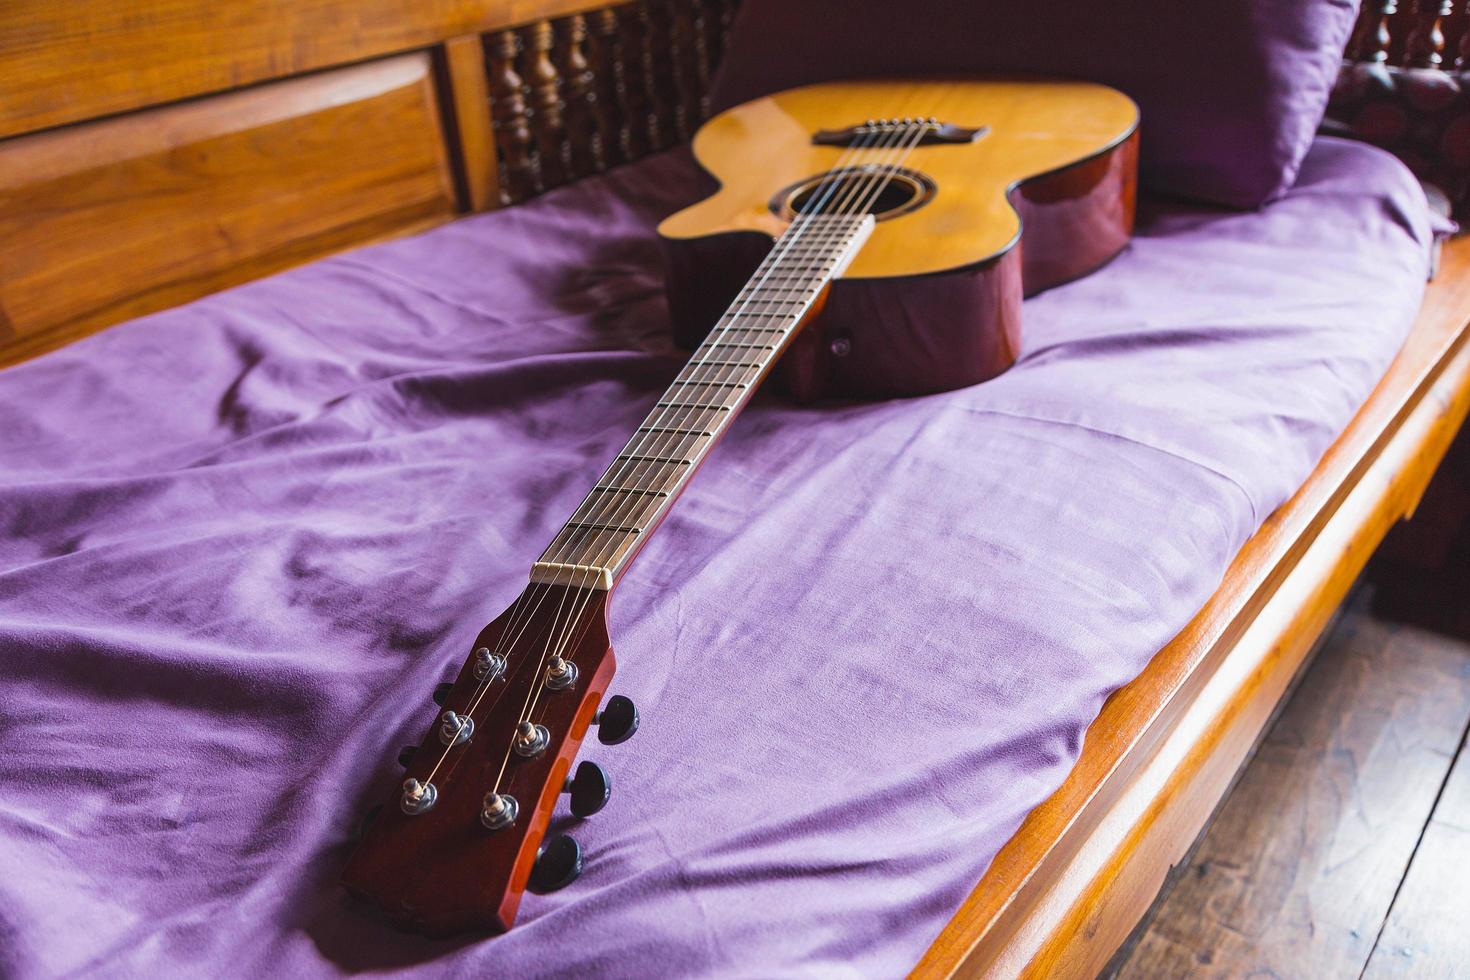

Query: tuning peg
[432,682,453,707]
[563,760,612,818]
[595,695,639,745]
[397,745,417,768]
[527,834,583,894]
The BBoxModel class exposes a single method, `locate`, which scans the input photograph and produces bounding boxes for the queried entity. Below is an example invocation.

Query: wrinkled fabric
[0,137,1433,978]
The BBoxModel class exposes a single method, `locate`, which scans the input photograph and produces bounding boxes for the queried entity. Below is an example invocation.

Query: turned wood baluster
[670,1,704,137]
[637,0,679,151]
[1456,0,1470,69]
[708,0,738,72]
[488,30,535,205]
[692,0,719,120]
[522,20,569,191]
[1405,0,1453,67]
[1348,0,1399,61]
[554,15,601,177]
[590,8,633,167]
[617,5,654,159]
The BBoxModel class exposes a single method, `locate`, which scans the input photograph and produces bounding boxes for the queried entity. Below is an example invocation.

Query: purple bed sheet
[0,136,1435,977]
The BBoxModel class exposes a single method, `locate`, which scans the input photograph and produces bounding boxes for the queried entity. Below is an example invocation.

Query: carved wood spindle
[708,0,739,71]
[1405,0,1452,67]
[488,29,536,205]
[1456,0,1470,69]
[1348,0,1399,61]
[554,15,601,177]
[589,8,631,167]
[637,0,680,151]
[692,0,718,120]
[522,20,570,191]
[617,5,654,159]
[670,1,704,138]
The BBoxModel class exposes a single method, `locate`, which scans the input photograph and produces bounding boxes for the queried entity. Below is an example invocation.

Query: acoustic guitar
[341,78,1138,934]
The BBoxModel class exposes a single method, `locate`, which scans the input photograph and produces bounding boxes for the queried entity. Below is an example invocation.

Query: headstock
[341,584,635,935]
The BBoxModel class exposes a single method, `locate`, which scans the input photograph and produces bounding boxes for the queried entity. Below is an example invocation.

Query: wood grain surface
[913,238,1470,978]
[0,55,458,366]
[0,0,607,140]
[442,33,501,212]
[1362,730,1470,979]
[1115,607,1470,977]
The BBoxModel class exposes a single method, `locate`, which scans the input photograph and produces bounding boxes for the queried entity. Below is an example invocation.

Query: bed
[2,2,1469,977]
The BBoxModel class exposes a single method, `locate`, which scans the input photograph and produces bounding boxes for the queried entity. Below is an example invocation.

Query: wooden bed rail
[1330,0,1470,218]
[0,0,738,366]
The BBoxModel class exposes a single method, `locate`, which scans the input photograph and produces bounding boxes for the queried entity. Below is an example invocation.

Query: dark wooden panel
[0,55,458,366]
[1115,606,1470,978]
[0,0,607,140]
[1362,730,1470,979]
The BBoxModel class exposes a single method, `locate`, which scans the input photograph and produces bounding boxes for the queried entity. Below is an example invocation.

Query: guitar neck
[530,213,875,589]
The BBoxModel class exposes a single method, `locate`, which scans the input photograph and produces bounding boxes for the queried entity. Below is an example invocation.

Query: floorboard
[1112,592,1470,979]
[1362,725,1470,979]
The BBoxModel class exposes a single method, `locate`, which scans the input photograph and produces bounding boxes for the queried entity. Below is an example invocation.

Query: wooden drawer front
[0,54,458,365]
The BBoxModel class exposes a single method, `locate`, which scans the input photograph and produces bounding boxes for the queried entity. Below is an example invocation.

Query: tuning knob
[527,834,583,894]
[397,745,417,768]
[563,760,612,817]
[432,682,453,707]
[595,695,639,745]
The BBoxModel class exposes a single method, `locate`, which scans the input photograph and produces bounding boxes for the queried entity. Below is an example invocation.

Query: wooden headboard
[0,0,738,367]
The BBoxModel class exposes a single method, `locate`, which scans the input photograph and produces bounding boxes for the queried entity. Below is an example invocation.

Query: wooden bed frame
[3,2,1467,975]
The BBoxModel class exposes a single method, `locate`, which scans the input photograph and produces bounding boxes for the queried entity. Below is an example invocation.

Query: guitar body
[659,78,1140,399]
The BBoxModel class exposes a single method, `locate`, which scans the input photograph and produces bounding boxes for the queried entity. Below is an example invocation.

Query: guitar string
[424,118,930,802]
[411,125,896,799]
[509,135,917,737]
[478,122,922,797]
[485,126,894,699]
[477,119,931,798]
[512,118,936,758]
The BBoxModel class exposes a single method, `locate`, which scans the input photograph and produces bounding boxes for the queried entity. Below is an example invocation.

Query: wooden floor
[1108,437,1470,980]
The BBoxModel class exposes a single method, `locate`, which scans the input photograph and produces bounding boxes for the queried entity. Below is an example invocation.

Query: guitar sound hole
[770,167,935,222]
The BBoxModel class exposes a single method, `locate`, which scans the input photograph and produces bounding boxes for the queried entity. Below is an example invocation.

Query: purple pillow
[709,0,1359,209]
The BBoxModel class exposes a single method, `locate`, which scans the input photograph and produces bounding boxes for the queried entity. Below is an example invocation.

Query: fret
[615,453,693,465]
[591,484,668,497]
[722,303,807,316]
[636,424,713,437]
[685,358,765,369]
[596,463,683,495]
[647,403,731,430]
[578,486,665,529]
[655,399,733,410]
[660,385,746,407]
[680,363,762,384]
[596,458,686,494]
[565,519,643,535]
[617,429,708,460]
[732,286,816,298]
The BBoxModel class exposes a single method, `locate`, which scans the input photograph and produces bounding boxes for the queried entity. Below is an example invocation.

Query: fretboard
[531,213,875,589]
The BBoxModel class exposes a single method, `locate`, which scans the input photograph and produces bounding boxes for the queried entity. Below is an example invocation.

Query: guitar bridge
[812,118,988,148]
